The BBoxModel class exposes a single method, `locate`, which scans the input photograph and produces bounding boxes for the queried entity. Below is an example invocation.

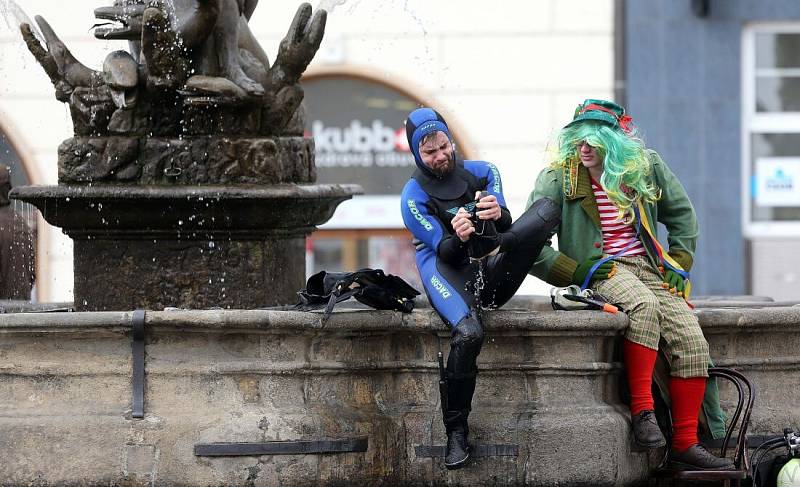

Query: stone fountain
[5,3,800,487]
[11,0,360,311]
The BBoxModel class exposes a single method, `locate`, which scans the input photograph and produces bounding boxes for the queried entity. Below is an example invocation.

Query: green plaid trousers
[592,255,710,378]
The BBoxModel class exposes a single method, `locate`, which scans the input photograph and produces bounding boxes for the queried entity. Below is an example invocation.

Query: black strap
[414,443,518,458]
[194,437,369,456]
[298,268,419,321]
[132,309,146,419]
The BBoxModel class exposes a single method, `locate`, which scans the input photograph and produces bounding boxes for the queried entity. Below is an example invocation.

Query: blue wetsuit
[400,108,560,447]
[401,160,513,326]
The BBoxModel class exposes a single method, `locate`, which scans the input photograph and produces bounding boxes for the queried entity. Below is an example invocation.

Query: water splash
[402,0,428,37]
[0,0,43,44]
[316,0,349,14]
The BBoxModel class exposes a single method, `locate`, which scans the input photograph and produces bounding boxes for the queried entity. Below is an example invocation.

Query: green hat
[565,98,633,133]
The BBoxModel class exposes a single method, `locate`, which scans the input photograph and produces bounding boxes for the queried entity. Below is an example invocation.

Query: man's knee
[629,292,661,321]
[451,314,485,353]
[622,292,662,348]
[674,332,710,363]
[506,197,560,247]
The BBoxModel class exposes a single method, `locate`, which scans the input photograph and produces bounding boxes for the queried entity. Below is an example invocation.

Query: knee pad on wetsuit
[451,314,485,353]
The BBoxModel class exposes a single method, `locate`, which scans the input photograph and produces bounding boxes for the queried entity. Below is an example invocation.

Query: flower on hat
[567,99,633,134]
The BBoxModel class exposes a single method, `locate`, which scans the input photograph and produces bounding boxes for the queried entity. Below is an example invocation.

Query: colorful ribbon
[579,103,634,134]
[634,201,693,305]
[580,200,693,308]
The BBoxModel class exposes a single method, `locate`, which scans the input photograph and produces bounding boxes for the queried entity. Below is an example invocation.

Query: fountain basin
[11,183,362,311]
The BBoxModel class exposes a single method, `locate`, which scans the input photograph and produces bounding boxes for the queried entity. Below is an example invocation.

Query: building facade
[625,0,800,299]
[0,0,614,302]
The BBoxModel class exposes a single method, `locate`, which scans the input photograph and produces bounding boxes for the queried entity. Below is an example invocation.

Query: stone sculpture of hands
[20,16,101,102]
[258,3,326,131]
[269,3,327,87]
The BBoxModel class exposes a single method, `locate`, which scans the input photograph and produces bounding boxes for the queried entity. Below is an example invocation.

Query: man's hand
[572,255,617,285]
[661,269,686,297]
[474,191,501,221]
[451,208,475,242]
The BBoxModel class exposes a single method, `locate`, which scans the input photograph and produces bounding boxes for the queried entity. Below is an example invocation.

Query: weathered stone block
[73,237,305,310]
[124,444,157,476]
[261,334,310,362]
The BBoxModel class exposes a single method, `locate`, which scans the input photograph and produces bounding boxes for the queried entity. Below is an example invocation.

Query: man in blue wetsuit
[400,107,560,469]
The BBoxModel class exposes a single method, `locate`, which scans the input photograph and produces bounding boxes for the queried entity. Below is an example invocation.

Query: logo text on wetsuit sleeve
[407,199,433,231]
[488,163,501,193]
[430,275,451,298]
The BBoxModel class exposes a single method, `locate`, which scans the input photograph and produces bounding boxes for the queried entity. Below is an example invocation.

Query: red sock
[669,376,706,452]
[623,339,658,415]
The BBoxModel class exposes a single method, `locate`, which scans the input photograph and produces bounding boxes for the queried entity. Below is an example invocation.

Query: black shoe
[669,444,736,471]
[444,428,470,470]
[631,410,667,448]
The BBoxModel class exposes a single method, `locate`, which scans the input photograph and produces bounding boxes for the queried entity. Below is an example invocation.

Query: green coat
[525,150,726,439]
[525,150,698,287]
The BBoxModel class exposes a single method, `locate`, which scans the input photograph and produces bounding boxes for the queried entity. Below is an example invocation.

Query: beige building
[0,0,614,302]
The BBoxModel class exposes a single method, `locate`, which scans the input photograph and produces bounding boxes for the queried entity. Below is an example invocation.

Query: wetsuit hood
[405,107,455,179]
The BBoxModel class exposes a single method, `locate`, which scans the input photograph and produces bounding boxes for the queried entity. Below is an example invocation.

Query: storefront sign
[302,76,417,196]
[755,157,800,206]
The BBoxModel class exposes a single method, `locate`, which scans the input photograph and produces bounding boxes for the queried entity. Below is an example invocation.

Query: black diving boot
[444,421,470,470]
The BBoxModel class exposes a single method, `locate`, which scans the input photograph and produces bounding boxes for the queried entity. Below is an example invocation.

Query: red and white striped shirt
[591,178,647,257]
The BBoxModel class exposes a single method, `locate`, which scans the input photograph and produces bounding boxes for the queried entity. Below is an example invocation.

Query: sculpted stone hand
[269,3,327,86]
[20,16,101,102]
[260,3,326,130]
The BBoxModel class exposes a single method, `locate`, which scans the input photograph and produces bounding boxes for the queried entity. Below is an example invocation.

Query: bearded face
[419,131,455,177]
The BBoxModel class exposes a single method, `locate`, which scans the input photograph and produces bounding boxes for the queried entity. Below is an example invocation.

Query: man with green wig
[526,99,733,471]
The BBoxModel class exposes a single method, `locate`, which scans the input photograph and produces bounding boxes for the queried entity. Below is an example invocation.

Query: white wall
[0,0,613,301]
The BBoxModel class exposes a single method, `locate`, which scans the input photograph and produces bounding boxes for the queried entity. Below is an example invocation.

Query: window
[743,25,800,235]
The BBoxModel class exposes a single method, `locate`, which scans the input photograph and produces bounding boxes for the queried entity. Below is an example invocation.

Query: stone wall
[0,302,798,486]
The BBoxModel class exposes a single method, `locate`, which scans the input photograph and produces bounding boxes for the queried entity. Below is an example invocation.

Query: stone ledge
[4,303,800,333]
[0,308,628,334]
[1,304,798,485]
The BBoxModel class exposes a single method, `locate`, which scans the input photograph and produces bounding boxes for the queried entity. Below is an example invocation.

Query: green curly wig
[555,121,660,222]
